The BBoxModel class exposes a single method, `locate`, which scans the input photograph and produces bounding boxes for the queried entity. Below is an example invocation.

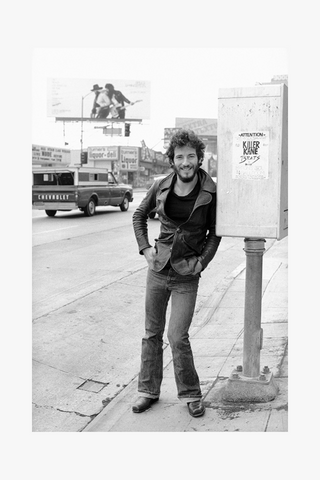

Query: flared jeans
[138,267,202,403]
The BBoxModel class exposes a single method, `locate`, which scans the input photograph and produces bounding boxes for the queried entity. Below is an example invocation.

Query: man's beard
[172,163,200,183]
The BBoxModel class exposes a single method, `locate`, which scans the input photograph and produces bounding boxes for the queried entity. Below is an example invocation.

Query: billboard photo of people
[47,78,150,120]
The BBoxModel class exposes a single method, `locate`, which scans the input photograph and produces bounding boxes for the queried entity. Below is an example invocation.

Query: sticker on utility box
[232,131,269,180]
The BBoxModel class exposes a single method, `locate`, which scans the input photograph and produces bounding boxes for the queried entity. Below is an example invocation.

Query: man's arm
[198,227,221,270]
[118,91,131,104]
[197,194,221,270]
[132,182,158,255]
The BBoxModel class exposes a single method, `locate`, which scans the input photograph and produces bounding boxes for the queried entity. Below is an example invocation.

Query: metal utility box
[216,84,288,239]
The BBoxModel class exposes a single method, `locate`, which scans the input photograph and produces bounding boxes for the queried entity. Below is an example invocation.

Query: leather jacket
[132,169,221,275]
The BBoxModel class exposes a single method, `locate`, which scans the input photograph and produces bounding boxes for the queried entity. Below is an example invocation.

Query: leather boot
[132,396,159,413]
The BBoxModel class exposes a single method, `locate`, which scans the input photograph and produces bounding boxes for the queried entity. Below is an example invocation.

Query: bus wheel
[84,198,96,216]
[45,210,57,217]
[120,195,129,211]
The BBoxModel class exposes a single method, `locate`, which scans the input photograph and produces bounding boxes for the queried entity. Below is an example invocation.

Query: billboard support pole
[80,92,93,162]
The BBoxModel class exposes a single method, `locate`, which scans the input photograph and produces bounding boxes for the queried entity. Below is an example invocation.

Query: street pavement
[83,236,288,432]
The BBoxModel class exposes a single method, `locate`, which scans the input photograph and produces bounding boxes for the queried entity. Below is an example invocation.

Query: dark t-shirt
[159,178,201,272]
[165,179,200,224]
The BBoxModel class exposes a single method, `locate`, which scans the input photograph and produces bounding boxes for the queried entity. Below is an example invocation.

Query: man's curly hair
[165,129,206,166]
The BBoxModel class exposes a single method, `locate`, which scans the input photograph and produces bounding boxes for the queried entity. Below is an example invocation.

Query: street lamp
[80,91,93,161]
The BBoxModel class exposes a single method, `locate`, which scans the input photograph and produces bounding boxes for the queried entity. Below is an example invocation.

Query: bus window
[33,173,56,185]
[108,172,115,184]
[33,172,74,186]
[59,173,74,185]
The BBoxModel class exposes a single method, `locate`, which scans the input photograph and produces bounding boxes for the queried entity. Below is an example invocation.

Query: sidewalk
[83,237,288,432]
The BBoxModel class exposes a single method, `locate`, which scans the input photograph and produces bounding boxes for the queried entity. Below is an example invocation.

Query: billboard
[47,78,150,120]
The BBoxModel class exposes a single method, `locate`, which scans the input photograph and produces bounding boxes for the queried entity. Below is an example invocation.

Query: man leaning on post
[132,129,221,417]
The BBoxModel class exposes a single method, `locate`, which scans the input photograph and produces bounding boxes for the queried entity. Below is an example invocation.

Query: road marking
[33,225,79,235]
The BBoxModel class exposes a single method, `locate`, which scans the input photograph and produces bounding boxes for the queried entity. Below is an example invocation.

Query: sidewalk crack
[33,358,86,380]
[33,402,95,419]
[262,261,283,298]
[264,409,272,431]
[56,408,94,419]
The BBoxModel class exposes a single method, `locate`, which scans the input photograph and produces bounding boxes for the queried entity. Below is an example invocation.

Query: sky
[32,47,288,152]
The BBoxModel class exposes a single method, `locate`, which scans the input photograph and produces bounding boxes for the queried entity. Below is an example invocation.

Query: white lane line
[33,225,79,235]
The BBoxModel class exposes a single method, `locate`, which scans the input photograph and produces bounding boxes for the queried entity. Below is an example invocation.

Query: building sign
[175,118,217,136]
[88,146,118,161]
[103,127,122,136]
[47,78,150,120]
[164,122,217,151]
[232,131,269,180]
[163,128,181,149]
[32,144,71,164]
[141,140,152,163]
[120,147,139,171]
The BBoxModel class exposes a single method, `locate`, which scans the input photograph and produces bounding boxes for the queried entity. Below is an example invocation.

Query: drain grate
[77,380,109,393]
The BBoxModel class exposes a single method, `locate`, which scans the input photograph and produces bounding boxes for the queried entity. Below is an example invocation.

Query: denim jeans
[138,267,202,403]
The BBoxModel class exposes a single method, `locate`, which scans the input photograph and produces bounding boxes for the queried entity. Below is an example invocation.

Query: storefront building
[32,143,171,188]
[32,118,218,187]
[83,145,170,187]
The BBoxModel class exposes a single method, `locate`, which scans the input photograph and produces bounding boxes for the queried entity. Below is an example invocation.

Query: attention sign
[232,131,269,180]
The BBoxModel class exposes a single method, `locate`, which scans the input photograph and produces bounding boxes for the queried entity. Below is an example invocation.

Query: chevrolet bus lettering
[37,194,72,201]
[32,166,133,217]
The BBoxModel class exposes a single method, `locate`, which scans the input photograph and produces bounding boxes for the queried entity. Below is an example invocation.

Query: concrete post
[243,238,265,377]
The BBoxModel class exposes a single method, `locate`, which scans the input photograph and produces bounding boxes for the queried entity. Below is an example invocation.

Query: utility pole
[242,238,265,378]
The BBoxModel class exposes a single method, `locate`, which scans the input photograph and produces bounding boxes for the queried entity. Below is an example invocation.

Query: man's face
[172,145,200,183]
